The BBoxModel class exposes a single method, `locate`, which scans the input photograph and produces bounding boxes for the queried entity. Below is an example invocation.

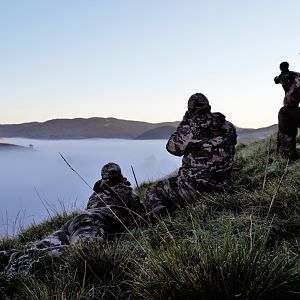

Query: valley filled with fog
[0,138,181,237]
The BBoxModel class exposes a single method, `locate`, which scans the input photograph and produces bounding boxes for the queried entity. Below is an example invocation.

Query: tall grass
[131,221,300,300]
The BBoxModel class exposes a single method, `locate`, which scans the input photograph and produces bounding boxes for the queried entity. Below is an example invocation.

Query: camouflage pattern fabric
[146,93,237,216]
[274,62,300,105]
[39,163,145,247]
[284,75,300,107]
[0,163,145,277]
[277,132,298,160]
[0,250,18,271]
[3,246,65,280]
[274,70,300,96]
[277,106,300,159]
[274,63,300,159]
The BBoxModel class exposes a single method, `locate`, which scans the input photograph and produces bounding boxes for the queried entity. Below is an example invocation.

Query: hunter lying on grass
[0,163,146,276]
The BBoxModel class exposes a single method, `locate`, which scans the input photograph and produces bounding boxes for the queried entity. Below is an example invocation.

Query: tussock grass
[13,242,136,300]
[132,223,300,300]
[2,135,300,299]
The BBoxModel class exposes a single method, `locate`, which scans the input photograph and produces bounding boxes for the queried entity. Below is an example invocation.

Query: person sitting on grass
[145,93,237,217]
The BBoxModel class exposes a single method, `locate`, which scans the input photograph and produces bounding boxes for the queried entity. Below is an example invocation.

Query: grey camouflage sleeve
[166,120,193,156]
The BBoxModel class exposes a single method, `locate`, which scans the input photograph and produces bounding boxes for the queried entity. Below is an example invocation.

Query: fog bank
[0,138,181,236]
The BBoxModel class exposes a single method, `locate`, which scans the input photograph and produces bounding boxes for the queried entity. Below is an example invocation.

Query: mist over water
[0,138,181,237]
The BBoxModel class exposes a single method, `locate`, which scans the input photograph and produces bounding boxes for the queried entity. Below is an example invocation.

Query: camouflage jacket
[274,71,300,93]
[31,179,145,249]
[166,110,237,182]
[284,75,300,107]
[87,178,146,217]
[274,71,300,107]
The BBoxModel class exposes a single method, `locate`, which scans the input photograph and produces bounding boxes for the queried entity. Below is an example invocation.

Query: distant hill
[0,118,179,139]
[137,124,278,143]
[237,124,278,144]
[0,117,278,142]
[0,143,31,151]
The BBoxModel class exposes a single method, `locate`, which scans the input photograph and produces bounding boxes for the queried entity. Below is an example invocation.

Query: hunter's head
[101,162,122,180]
[188,93,211,112]
[280,61,289,72]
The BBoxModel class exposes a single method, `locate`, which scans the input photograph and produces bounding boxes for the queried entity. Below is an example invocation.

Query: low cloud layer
[0,138,181,236]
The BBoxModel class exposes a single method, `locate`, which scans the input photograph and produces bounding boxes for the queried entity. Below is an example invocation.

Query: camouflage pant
[0,246,67,280]
[0,207,131,278]
[277,132,298,160]
[277,106,300,159]
[145,176,189,216]
[35,210,111,249]
[145,169,230,217]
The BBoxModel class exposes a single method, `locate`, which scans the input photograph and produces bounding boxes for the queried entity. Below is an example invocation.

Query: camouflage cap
[101,162,122,180]
[188,93,209,110]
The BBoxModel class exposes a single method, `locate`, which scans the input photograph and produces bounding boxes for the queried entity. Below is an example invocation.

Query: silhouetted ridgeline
[0,118,179,139]
[0,117,278,142]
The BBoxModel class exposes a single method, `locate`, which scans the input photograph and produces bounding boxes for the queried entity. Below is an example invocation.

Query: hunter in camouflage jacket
[145,93,237,216]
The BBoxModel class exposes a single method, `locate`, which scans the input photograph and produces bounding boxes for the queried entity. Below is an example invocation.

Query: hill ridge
[0,117,277,142]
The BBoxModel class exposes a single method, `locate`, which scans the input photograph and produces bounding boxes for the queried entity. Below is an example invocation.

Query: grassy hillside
[1,136,300,299]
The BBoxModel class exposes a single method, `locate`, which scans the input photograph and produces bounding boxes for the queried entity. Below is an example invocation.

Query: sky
[0,0,299,128]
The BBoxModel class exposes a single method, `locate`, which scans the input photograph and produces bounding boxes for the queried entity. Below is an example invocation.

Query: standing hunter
[146,93,237,217]
[274,61,300,159]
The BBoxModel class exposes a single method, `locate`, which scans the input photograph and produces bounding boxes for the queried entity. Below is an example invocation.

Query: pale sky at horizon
[0,0,299,128]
